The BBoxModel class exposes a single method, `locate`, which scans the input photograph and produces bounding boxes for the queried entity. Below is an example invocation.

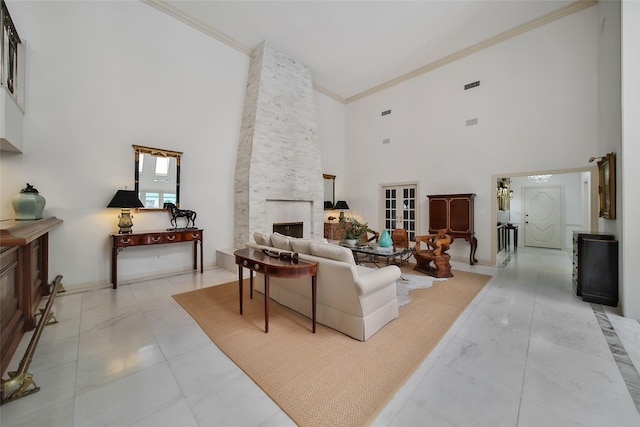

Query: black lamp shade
[107,190,144,208]
[324,201,334,209]
[334,200,349,210]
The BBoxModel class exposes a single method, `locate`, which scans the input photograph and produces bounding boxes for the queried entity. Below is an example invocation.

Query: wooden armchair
[391,228,409,248]
[365,229,379,244]
[413,230,453,278]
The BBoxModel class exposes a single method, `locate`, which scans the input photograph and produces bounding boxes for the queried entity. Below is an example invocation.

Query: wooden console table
[234,248,318,333]
[111,228,203,289]
[1,217,63,376]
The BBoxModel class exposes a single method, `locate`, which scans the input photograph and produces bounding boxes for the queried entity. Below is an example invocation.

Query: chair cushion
[253,232,271,246]
[310,242,355,265]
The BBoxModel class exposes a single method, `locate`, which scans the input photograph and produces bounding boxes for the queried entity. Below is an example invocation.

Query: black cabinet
[572,231,618,306]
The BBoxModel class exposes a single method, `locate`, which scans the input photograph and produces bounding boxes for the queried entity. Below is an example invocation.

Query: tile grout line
[592,303,640,414]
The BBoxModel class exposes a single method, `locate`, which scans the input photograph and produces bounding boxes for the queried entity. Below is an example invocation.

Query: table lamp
[107,190,144,234]
[334,200,349,221]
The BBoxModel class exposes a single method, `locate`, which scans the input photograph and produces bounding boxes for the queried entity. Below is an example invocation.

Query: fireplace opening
[273,222,303,238]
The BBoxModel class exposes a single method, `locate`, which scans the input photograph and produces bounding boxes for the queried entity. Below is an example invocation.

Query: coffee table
[346,244,413,267]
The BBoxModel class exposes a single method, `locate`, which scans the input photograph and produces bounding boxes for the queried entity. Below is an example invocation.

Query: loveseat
[245,232,401,341]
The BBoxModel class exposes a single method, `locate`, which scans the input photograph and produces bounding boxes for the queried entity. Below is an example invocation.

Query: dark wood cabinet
[572,231,618,306]
[427,194,477,264]
[324,223,344,241]
[1,217,62,376]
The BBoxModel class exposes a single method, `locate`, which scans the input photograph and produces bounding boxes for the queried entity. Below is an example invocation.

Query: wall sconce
[509,190,514,200]
[107,190,144,234]
[334,200,350,221]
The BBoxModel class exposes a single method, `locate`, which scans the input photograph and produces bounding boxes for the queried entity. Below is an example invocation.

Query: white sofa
[245,232,401,341]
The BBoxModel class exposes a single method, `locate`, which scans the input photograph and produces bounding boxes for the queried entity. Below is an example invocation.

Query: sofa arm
[354,265,401,296]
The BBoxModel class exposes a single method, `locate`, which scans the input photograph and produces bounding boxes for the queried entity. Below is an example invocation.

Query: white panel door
[524,186,563,249]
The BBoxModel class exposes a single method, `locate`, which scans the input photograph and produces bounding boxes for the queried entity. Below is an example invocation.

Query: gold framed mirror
[133,145,182,210]
[323,174,335,209]
[596,152,616,219]
[497,178,510,211]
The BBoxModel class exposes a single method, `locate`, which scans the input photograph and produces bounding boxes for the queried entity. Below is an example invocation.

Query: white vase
[346,239,358,247]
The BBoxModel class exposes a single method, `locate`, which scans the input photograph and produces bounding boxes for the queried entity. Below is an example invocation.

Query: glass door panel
[382,184,417,242]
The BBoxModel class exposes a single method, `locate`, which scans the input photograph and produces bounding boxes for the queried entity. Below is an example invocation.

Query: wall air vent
[466,118,478,127]
[381,109,391,116]
[464,81,480,90]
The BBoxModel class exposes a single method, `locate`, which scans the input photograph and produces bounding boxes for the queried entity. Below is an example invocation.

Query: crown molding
[141,0,253,55]
[313,83,346,104]
[141,0,596,106]
[141,0,345,103]
[345,0,598,104]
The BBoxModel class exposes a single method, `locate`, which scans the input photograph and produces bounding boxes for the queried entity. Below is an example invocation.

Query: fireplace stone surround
[234,41,324,248]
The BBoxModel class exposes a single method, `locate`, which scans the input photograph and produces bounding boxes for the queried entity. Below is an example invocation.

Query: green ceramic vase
[379,229,393,247]
[12,183,46,220]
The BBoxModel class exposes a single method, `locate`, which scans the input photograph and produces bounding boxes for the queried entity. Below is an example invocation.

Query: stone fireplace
[272,222,303,238]
[234,41,324,247]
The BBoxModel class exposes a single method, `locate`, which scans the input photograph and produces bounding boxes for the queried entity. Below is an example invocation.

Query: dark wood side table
[1,217,63,376]
[111,228,203,289]
[505,224,518,252]
[234,248,318,333]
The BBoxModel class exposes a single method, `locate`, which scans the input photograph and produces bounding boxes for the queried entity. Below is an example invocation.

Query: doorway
[380,183,418,242]
[490,168,596,266]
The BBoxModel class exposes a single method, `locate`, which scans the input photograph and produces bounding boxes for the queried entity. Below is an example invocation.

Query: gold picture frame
[597,152,616,219]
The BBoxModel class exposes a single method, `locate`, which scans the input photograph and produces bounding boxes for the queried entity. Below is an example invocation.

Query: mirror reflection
[133,145,182,209]
[323,174,335,209]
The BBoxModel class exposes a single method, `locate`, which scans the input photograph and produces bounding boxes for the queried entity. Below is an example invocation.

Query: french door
[381,183,418,242]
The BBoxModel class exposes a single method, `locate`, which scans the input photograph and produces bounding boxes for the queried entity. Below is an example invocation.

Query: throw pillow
[271,233,293,251]
[253,232,271,246]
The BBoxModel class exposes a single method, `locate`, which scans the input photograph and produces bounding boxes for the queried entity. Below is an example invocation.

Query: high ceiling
[151,0,592,102]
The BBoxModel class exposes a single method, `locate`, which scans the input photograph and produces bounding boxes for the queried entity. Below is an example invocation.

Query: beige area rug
[173,267,491,427]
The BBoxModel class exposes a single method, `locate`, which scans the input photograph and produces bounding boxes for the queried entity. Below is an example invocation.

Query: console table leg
[193,241,197,270]
[264,275,269,333]
[311,275,316,333]
[238,265,243,315]
[112,247,118,289]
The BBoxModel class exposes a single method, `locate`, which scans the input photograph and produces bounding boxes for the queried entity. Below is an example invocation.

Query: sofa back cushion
[310,242,356,265]
[253,232,271,246]
[271,232,294,251]
[289,238,312,254]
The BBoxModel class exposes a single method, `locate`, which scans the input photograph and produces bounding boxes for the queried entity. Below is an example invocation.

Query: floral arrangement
[338,216,369,242]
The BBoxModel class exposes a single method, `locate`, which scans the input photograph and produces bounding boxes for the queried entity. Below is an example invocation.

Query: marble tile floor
[2,247,640,426]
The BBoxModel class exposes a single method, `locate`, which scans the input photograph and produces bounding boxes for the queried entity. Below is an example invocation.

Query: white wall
[0,1,249,288]
[0,1,345,290]
[345,6,599,265]
[621,0,640,319]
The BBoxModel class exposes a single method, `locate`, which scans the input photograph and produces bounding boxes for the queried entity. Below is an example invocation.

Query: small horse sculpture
[164,202,197,229]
